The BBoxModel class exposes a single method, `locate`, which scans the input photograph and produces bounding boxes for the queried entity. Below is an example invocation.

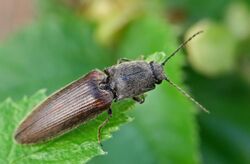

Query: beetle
[14,31,208,145]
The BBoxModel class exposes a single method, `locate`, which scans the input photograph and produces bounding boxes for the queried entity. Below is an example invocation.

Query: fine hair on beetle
[14,31,208,145]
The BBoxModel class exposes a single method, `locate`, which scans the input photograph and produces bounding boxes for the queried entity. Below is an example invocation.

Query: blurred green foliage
[0,0,249,163]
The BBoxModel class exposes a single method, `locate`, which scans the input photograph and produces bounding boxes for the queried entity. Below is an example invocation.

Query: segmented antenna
[162,31,204,65]
[165,77,209,113]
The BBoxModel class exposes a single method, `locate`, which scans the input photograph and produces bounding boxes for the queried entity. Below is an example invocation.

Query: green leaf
[185,67,250,164]
[0,90,134,163]
[91,16,200,164]
[145,51,167,63]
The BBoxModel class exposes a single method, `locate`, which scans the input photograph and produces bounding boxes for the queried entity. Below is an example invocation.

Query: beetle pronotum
[14,31,208,145]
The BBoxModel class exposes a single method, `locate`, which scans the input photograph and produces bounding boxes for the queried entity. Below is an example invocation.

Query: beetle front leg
[133,95,145,104]
[117,58,131,64]
[97,108,112,146]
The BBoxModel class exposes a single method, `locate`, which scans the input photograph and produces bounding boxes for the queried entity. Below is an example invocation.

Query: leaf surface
[0,90,134,164]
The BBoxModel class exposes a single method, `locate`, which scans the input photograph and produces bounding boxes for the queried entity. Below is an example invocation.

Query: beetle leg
[98,108,112,146]
[133,95,145,104]
[117,58,131,64]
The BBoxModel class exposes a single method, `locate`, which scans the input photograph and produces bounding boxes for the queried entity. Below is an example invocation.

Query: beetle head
[150,61,166,84]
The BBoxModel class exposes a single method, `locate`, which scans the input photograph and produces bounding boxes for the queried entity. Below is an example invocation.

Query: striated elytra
[15,70,113,144]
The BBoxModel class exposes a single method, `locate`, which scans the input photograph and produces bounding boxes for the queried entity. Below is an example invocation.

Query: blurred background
[0,0,249,163]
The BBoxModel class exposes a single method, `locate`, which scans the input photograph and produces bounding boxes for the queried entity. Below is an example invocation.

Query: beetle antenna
[162,31,204,66]
[165,77,209,113]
